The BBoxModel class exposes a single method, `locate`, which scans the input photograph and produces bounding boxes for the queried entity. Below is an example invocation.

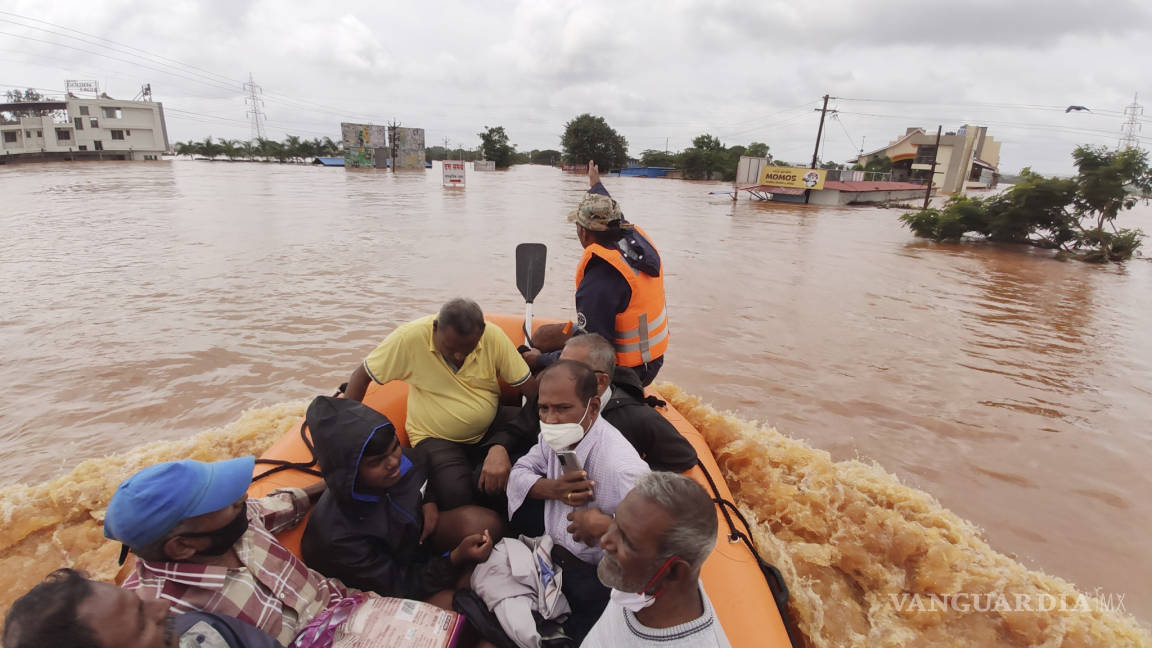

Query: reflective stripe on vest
[574,226,669,366]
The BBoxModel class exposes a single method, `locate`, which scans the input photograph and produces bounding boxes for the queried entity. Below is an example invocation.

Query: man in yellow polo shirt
[344,298,536,509]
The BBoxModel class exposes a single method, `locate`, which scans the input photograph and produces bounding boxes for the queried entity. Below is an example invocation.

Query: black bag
[452,588,518,648]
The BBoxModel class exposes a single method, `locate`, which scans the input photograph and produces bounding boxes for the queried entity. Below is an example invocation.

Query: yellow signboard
[757,166,826,190]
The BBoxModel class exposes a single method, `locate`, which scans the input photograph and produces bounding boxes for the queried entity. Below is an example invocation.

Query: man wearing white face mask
[506,360,650,642]
[584,471,731,647]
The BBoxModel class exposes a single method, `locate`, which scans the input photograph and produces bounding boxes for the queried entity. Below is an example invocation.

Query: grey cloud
[687,0,1152,50]
[5,0,1149,174]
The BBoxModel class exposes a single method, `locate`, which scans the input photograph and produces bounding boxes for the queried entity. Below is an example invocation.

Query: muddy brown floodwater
[1,160,1150,639]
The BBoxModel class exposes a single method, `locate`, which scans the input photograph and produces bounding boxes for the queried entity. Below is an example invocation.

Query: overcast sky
[3,0,1150,174]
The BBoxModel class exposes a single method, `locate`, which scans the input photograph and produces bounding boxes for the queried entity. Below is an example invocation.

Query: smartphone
[556,451,583,474]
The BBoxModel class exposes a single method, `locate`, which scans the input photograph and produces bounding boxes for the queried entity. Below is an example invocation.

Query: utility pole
[923,125,942,209]
[242,73,266,142]
[387,118,400,171]
[665,137,669,154]
[806,94,831,204]
[810,94,831,169]
[1119,93,1143,151]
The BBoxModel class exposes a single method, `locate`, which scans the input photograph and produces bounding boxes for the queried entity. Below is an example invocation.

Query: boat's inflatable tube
[249,314,793,648]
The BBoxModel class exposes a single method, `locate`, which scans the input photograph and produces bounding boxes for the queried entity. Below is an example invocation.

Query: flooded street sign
[442,160,466,186]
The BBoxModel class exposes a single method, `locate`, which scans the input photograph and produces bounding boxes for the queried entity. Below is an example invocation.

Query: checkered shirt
[123,489,353,646]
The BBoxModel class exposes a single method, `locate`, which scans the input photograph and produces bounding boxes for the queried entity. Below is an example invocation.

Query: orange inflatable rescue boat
[248,314,796,648]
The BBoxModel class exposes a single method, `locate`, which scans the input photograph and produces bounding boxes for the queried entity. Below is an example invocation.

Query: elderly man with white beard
[584,471,732,648]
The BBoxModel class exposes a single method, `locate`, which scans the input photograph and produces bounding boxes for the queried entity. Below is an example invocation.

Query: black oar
[515,243,547,347]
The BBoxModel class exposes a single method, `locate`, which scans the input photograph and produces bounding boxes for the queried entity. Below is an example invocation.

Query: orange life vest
[574,226,669,366]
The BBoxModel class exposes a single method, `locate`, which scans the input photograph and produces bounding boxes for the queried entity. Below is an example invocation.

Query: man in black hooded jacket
[300,396,501,605]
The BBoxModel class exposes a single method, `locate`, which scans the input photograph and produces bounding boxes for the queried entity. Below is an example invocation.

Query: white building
[1,93,169,163]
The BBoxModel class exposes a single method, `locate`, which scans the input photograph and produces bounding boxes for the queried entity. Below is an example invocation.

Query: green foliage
[640,149,678,168]
[773,159,791,166]
[478,125,516,168]
[679,135,749,180]
[1072,146,1152,224]
[425,146,481,162]
[746,142,770,158]
[2,88,63,121]
[863,154,892,173]
[692,134,724,151]
[984,173,1077,245]
[3,88,43,103]
[679,148,711,180]
[172,135,341,162]
[561,114,628,170]
[1078,228,1145,263]
[899,145,1152,262]
[529,149,561,165]
[899,196,989,241]
[820,160,845,170]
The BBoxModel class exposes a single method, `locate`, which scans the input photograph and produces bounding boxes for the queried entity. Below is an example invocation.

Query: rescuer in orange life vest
[523,161,668,386]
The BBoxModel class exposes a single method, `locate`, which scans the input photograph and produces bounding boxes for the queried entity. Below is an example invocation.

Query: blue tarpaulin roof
[312,157,345,167]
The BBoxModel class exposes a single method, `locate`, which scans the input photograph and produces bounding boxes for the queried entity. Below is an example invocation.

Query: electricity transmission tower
[243,73,267,141]
[1119,93,1143,151]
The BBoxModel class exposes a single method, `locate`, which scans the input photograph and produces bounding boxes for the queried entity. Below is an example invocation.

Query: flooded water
[1,161,1150,642]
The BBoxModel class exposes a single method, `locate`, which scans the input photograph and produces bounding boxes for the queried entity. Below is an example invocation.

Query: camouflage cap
[567,193,633,231]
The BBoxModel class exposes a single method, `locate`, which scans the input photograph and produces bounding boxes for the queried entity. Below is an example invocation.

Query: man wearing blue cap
[104,456,337,646]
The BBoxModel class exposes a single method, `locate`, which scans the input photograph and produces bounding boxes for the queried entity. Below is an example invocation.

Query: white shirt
[507,414,649,563]
[582,583,732,648]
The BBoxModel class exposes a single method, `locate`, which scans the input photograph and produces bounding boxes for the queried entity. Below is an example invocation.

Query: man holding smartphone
[506,360,650,642]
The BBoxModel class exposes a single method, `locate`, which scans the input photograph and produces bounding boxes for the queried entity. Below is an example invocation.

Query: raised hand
[588,159,600,187]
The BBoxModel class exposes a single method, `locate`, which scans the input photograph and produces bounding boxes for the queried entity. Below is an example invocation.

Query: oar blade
[515,243,547,303]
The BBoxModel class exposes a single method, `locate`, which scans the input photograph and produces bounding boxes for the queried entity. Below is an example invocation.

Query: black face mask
[181,506,249,555]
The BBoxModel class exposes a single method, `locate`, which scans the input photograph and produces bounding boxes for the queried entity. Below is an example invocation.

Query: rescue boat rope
[695,457,803,648]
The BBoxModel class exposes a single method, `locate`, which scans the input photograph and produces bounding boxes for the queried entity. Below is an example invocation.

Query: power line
[0,10,241,85]
[714,108,816,141]
[834,109,1151,142]
[0,14,397,124]
[838,96,1080,113]
[833,113,858,157]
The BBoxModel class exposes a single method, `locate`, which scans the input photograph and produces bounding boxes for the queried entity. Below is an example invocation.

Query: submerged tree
[561,114,628,171]
[899,145,1151,263]
[478,125,516,168]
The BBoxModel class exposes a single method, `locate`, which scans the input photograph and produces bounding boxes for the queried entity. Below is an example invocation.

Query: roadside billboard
[443,160,466,186]
[393,127,425,169]
[341,122,387,168]
[757,166,826,190]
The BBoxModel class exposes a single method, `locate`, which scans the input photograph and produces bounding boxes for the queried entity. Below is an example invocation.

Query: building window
[125,129,131,136]
[25,130,32,137]
[914,146,938,165]
[90,118,98,128]
[111,130,125,140]
[79,145,88,151]
[55,128,72,141]
[79,105,90,116]
[37,130,42,137]
[94,140,103,151]
[101,107,122,119]
[74,117,84,130]
[3,131,17,143]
